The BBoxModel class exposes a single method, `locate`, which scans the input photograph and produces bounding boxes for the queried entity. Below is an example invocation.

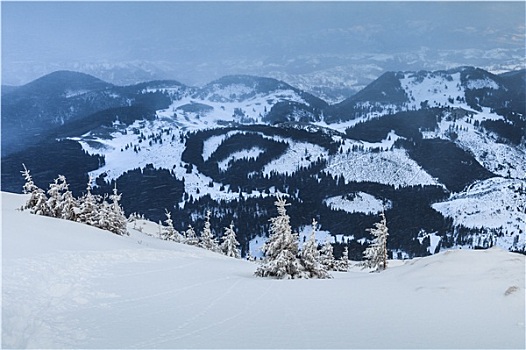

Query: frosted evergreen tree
[184,225,199,246]
[107,184,128,235]
[336,246,349,272]
[319,237,336,271]
[363,212,389,272]
[163,210,182,242]
[20,164,49,215]
[255,194,302,279]
[78,176,101,227]
[221,222,241,258]
[299,219,331,279]
[95,199,113,233]
[46,175,69,218]
[60,180,79,222]
[199,210,220,251]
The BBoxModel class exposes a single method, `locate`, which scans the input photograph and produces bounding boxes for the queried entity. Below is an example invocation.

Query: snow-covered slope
[432,177,526,251]
[2,192,525,349]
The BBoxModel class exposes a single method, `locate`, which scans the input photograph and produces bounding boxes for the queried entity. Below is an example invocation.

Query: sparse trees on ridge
[20,166,128,236]
[21,166,392,272]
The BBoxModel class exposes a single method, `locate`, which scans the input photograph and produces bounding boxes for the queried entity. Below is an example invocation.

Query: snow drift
[2,192,524,349]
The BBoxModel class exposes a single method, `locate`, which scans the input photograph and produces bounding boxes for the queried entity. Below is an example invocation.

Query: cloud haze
[2,1,525,87]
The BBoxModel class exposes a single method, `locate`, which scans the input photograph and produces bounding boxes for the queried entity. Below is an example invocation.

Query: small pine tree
[78,176,101,227]
[363,212,389,272]
[20,164,50,215]
[299,219,331,279]
[60,184,79,221]
[163,210,182,242]
[255,194,302,279]
[335,246,349,272]
[107,184,128,235]
[199,210,220,251]
[319,237,336,271]
[221,222,241,258]
[46,175,69,218]
[184,225,199,245]
[96,199,114,233]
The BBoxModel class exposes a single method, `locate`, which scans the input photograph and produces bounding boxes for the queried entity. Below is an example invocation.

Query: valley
[2,67,525,259]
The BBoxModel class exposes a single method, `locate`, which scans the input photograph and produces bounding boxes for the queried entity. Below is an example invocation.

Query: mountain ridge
[2,66,524,258]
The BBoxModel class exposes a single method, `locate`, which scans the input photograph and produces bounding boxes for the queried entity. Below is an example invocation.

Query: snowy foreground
[2,192,525,349]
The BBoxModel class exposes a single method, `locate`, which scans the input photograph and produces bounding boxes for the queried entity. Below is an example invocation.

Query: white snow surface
[326,148,441,187]
[218,147,265,172]
[324,192,390,215]
[262,140,327,176]
[401,72,465,110]
[2,192,525,349]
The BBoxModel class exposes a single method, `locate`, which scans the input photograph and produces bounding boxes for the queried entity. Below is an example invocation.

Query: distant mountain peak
[16,70,113,97]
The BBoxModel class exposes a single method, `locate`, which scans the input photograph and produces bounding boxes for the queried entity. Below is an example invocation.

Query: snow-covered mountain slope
[422,108,526,179]
[432,177,526,251]
[324,192,391,215]
[2,67,524,259]
[325,147,441,187]
[2,192,524,349]
[325,66,525,123]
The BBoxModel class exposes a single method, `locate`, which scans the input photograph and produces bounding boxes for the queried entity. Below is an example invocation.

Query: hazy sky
[2,1,525,85]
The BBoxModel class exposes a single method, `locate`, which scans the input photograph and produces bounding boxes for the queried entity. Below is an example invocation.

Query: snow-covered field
[325,147,441,187]
[2,192,525,349]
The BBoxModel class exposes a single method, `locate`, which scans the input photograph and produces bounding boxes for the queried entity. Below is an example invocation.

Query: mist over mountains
[4,47,525,104]
[3,1,525,102]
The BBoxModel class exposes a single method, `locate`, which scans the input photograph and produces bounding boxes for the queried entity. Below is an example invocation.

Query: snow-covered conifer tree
[107,184,128,235]
[47,175,69,218]
[78,176,101,227]
[96,199,113,233]
[20,164,49,215]
[221,222,241,258]
[199,210,219,251]
[255,194,302,279]
[184,225,199,245]
[60,181,79,222]
[299,218,331,279]
[319,237,336,271]
[335,246,349,272]
[363,211,389,272]
[163,210,182,242]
